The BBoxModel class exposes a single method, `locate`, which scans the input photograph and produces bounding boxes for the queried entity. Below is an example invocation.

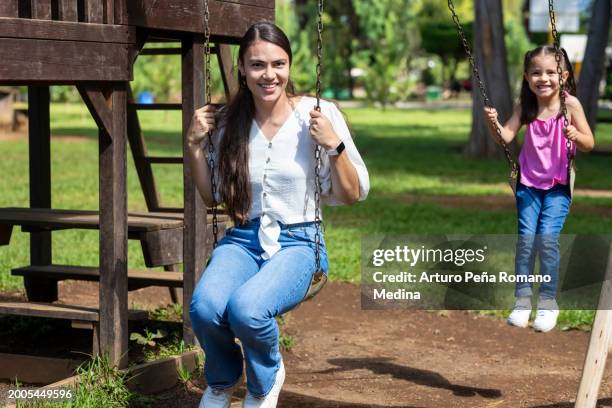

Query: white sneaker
[533,308,559,332]
[507,308,531,328]
[242,360,285,408]
[199,377,242,408]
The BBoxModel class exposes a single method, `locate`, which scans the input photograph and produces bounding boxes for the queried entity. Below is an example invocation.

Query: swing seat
[304,271,327,302]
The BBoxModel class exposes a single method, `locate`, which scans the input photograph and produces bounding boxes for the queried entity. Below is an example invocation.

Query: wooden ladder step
[129,103,182,110]
[12,265,184,290]
[145,156,183,164]
[0,301,99,321]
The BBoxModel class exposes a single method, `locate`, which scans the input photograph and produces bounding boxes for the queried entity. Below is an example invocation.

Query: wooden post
[98,83,128,368]
[181,35,207,345]
[216,44,239,102]
[26,86,56,302]
[575,245,612,407]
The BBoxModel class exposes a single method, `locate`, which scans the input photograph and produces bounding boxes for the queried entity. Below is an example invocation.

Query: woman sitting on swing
[187,22,369,408]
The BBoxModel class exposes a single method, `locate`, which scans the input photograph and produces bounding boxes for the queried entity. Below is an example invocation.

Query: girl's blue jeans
[189,219,328,397]
[515,182,571,299]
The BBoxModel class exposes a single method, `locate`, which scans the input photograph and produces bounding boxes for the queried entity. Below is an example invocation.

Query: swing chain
[447,0,518,176]
[313,0,324,273]
[548,0,573,165]
[204,0,219,247]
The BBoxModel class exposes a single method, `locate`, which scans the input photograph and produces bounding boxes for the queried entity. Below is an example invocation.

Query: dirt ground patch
[2,282,612,407]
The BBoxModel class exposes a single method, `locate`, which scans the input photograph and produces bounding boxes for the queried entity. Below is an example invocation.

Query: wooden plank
[104,0,114,24]
[139,47,182,55]
[127,87,161,211]
[0,38,132,82]
[0,208,187,231]
[575,246,612,407]
[126,350,202,394]
[0,1,19,17]
[113,0,127,25]
[145,157,183,164]
[86,0,103,23]
[181,36,207,345]
[0,353,81,384]
[127,0,274,38]
[98,82,128,368]
[12,264,183,289]
[217,43,239,101]
[0,302,99,320]
[26,86,56,302]
[33,0,52,19]
[59,0,78,21]
[140,227,183,267]
[0,18,135,43]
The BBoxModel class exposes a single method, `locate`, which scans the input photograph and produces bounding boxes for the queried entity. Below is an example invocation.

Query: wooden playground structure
[1,1,612,406]
[0,0,274,369]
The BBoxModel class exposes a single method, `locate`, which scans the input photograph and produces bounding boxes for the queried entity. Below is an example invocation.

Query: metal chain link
[204,0,218,247]
[548,0,573,167]
[447,0,518,178]
[313,0,324,273]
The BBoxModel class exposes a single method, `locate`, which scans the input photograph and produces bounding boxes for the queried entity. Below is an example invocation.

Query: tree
[577,0,611,132]
[465,0,516,159]
[352,0,420,107]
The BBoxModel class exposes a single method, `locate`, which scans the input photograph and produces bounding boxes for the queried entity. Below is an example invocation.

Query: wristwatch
[326,141,345,156]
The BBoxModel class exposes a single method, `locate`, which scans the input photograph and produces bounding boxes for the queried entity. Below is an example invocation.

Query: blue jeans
[189,219,328,397]
[515,183,571,299]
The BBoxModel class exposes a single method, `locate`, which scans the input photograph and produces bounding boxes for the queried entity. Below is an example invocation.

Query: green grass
[1,103,611,328]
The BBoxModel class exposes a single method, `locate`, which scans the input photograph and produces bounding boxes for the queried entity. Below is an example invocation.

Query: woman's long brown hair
[218,22,295,225]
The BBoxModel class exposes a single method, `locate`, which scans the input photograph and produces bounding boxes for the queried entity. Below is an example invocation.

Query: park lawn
[0,103,611,291]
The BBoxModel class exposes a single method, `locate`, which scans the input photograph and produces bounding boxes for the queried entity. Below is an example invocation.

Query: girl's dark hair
[218,22,295,225]
[519,45,576,124]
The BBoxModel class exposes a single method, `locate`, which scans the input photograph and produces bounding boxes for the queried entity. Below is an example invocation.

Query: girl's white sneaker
[199,387,234,408]
[533,309,559,332]
[507,309,531,328]
[242,360,285,408]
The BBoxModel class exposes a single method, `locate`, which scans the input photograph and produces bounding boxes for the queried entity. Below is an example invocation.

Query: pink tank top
[519,114,576,190]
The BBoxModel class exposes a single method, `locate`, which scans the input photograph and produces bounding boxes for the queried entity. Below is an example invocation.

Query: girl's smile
[525,54,568,100]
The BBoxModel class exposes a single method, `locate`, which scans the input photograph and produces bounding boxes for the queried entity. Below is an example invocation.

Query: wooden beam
[216,43,238,102]
[0,1,19,17]
[32,0,52,19]
[182,35,207,345]
[26,86,56,302]
[575,246,612,407]
[59,0,78,21]
[98,82,128,368]
[0,18,135,43]
[0,38,132,82]
[78,85,113,137]
[127,0,274,38]
[126,87,161,211]
[0,353,80,384]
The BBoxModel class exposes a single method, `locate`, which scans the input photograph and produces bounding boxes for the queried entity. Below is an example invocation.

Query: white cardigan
[211,96,369,259]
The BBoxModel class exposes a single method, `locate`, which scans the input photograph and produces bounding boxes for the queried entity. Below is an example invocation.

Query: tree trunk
[466,0,516,160]
[577,0,611,133]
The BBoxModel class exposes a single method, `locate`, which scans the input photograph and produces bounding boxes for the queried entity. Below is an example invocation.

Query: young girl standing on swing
[187,22,369,408]
[485,45,594,332]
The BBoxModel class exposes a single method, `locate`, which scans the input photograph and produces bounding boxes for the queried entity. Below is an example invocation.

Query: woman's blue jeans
[189,219,328,397]
[515,183,571,299]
